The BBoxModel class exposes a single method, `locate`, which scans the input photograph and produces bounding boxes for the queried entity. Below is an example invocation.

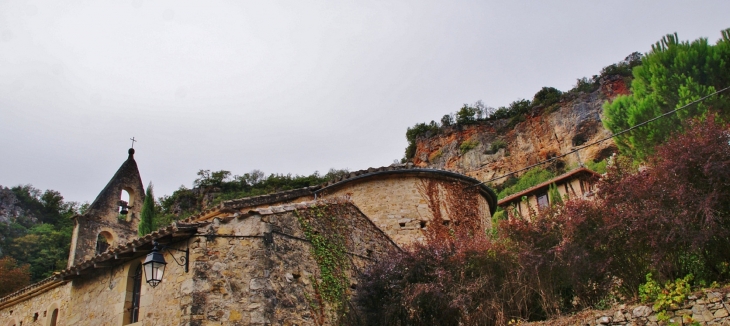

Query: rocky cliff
[412,75,630,185]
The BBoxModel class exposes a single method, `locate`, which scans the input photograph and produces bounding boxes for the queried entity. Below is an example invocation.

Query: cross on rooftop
[130,137,137,149]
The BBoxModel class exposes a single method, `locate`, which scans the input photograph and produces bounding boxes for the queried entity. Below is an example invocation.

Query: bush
[489,139,507,154]
[404,121,441,159]
[356,115,730,325]
[459,139,479,154]
[533,87,563,108]
[497,168,555,199]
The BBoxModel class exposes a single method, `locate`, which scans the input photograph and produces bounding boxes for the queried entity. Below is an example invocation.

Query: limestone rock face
[413,76,629,184]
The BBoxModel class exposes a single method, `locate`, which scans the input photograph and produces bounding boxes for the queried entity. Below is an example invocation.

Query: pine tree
[603,29,730,159]
[138,183,155,236]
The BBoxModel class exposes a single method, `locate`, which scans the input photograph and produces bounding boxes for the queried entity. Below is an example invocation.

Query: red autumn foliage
[354,115,730,325]
[0,256,31,297]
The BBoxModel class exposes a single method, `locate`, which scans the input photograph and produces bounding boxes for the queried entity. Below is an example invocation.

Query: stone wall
[188,200,399,325]
[0,282,71,326]
[65,244,192,326]
[526,289,730,326]
[1,199,400,326]
[320,174,492,246]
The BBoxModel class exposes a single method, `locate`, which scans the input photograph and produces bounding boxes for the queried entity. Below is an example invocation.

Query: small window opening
[537,192,549,209]
[292,272,301,280]
[398,222,406,227]
[442,220,450,226]
[130,264,143,324]
[420,221,427,229]
[350,283,357,289]
[96,232,113,254]
[366,249,373,258]
[49,309,58,326]
[33,313,38,321]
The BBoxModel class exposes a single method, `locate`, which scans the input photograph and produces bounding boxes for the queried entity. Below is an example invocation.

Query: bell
[120,207,129,215]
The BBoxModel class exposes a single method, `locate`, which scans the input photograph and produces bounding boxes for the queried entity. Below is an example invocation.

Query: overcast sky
[1,1,729,203]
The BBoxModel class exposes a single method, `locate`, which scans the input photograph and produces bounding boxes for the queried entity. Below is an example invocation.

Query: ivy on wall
[295,203,351,324]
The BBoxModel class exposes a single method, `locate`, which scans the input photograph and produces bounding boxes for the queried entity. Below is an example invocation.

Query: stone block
[633,306,653,318]
[715,307,729,318]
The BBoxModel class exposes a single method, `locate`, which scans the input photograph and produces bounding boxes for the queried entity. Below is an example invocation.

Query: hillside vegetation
[354,29,730,325]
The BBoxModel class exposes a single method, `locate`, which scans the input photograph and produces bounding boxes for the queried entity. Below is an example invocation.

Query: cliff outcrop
[412,75,630,184]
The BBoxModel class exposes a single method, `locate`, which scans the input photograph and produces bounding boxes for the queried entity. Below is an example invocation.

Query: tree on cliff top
[138,183,155,236]
[603,29,730,159]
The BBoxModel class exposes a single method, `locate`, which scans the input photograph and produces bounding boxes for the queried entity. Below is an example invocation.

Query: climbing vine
[295,203,351,323]
[417,179,485,244]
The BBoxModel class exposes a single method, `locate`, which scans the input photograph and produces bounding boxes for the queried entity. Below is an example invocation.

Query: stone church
[0,148,497,326]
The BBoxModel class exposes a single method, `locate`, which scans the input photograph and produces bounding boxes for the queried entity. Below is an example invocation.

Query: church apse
[67,148,145,267]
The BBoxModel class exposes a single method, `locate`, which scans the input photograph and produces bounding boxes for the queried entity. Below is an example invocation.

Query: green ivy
[295,205,350,319]
[639,273,694,312]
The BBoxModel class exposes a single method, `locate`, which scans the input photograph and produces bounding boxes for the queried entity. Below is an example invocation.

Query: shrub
[532,87,563,108]
[405,121,441,159]
[497,168,555,199]
[489,139,507,154]
[428,149,443,162]
[459,139,479,154]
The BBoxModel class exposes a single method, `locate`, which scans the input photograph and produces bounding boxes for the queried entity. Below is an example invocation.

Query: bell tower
[67,148,146,267]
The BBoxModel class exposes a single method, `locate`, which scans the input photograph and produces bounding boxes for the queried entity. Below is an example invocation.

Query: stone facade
[319,172,493,246]
[0,282,70,326]
[0,200,399,326]
[0,154,496,326]
[525,289,730,326]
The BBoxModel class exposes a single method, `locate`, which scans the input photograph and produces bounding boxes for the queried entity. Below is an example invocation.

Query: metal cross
[130,137,137,149]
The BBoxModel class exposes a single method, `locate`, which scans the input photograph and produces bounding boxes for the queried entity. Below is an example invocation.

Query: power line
[473,85,730,187]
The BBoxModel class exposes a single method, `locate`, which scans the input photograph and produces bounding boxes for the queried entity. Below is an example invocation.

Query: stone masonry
[525,288,730,326]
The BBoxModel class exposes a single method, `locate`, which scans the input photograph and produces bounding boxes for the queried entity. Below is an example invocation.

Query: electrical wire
[473,85,730,187]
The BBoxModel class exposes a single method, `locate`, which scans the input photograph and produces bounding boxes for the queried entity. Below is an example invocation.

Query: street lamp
[142,241,189,287]
[142,242,166,287]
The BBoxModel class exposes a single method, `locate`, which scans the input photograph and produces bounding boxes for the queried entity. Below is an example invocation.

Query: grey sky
[1,0,728,203]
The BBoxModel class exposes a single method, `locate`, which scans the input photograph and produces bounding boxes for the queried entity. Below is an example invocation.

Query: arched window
[125,264,142,324]
[48,309,58,326]
[96,231,114,254]
[119,187,135,213]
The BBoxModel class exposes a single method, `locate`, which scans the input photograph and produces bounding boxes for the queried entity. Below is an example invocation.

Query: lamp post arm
[161,242,189,273]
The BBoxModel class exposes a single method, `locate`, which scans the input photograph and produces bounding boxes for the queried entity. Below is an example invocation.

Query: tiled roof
[498,167,601,205]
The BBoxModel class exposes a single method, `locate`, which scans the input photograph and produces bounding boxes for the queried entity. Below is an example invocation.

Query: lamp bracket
[158,241,189,273]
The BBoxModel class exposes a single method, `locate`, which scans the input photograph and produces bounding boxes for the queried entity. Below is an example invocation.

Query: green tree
[603,29,730,159]
[456,104,477,124]
[138,183,155,236]
[532,87,562,108]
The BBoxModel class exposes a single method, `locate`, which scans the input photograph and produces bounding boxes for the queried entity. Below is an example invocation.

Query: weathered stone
[633,306,653,318]
[716,308,730,318]
[598,316,612,324]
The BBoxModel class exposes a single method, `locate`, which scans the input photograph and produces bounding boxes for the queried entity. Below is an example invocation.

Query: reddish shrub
[0,256,31,297]
[354,115,730,324]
